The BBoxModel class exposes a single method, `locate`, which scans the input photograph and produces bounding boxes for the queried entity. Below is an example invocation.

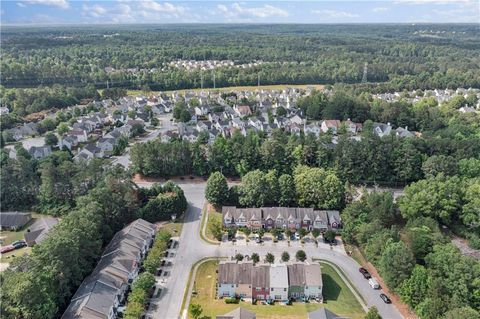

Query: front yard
[187,260,365,319]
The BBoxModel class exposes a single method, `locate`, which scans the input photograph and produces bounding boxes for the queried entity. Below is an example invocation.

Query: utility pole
[258,74,260,87]
[201,71,204,89]
[106,80,109,89]
[213,72,216,89]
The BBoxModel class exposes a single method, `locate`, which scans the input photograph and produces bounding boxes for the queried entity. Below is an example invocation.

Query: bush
[225,298,240,304]
[139,182,187,222]
[143,230,172,274]
[467,233,480,249]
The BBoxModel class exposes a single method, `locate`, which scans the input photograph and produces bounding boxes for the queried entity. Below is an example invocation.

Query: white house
[269,264,289,301]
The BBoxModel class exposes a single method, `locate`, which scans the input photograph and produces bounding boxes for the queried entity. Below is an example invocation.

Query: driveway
[142,181,404,319]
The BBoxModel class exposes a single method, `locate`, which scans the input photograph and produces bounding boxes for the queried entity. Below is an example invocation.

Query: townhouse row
[222,207,341,231]
[62,219,157,319]
[218,261,323,302]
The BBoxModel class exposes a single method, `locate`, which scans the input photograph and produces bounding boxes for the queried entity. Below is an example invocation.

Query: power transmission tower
[213,72,216,89]
[258,74,260,87]
[201,71,204,89]
[361,62,368,83]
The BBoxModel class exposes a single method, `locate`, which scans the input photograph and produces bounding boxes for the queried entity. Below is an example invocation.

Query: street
[144,182,404,319]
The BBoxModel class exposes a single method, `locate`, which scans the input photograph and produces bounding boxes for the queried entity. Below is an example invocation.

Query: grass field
[116,84,326,96]
[204,207,222,243]
[187,260,365,319]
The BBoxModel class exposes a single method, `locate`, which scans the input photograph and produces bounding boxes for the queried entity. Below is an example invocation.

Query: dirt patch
[452,237,480,260]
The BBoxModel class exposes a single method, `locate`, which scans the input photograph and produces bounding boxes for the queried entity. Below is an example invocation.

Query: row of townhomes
[62,219,156,319]
[218,261,323,302]
[222,207,341,231]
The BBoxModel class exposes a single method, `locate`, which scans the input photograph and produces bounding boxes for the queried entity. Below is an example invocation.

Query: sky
[1,0,479,25]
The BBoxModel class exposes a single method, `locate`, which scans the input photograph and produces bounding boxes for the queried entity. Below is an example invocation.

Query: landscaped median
[182,258,366,319]
[200,204,222,245]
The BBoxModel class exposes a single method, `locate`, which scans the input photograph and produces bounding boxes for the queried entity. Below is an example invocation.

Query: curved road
[140,182,403,319]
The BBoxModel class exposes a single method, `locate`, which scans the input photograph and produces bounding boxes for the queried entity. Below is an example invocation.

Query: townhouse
[217,261,322,302]
[62,219,156,319]
[222,207,339,231]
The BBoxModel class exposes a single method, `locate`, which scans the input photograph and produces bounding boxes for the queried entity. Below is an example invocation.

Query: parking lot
[220,231,346,254]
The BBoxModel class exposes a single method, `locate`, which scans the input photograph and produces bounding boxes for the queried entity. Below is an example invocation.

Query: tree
[131,123,145,137]
[379,241,415,290]
[239,170,269,207]
[365,306,382,319]
[209,218,223,241]
[189,303,203,319]
[132,272,155,292]
[312,229,320,239]
[265,253,275,264]
[422,155,458,178]
[324,230,336,242]
[442,307,480,319]
[293,166,344,209]
[251,253,260,264]
[461,179,480,229]
[278,173,295,206]
[281,251,290,262]
[296,250,307,262]
[235,253,244,261]
[205,172,229,207]
[299,228,308,238]
[399,265,431,310]
[123,301,144,319]
[44,133,58,147]
[243,227,251,237]
[57,122,69,135]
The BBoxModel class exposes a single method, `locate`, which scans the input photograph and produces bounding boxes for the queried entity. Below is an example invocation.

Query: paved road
[144,182,403,319]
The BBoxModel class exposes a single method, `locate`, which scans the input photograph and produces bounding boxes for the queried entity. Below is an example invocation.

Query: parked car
[276,233,284,241]
[12,241,27,249]
[0,245,15,254]
[359,267,371,279]
[380,293,391,304]
[369,278,380,289]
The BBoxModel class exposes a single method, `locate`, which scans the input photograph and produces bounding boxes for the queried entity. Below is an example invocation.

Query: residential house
[97,137,117,154]
[218,261,239,298]
[372,122,392,137]
[62,219,156,319]
[344,119,363,134]
[269,264,289,301]
[216,308,256,319]
[24,217,59,246]
[321,120,341,134]
[68,129,88,143]
[308,308,346,319]
[59,135,79,150]
[0,212,32,231]
[28,145,52,159]
[234,105,252,117]
[303,263,323,300]
[287,263,307,299]
[251,264,270,300]
[395,127,414,138]
[236,262,253,298]
[312,211,329,232]
[327,211,342,229]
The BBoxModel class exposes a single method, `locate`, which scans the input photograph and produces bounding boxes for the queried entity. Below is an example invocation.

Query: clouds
[372,7,389,13]
[217,2,289,20]
[81,1,193,23]
[313,9,359,19]
[20,0,69,9]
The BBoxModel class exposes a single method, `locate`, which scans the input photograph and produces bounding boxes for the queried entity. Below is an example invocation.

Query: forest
[1,24,479,117]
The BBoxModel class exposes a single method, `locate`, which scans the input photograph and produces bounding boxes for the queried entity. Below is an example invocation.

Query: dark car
[380,293,392,304]
[277,234,284,241]
[359,267,371,279]
[12,241,27,249]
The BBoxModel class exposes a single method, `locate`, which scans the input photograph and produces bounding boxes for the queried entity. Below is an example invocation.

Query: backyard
[187,260,365,319]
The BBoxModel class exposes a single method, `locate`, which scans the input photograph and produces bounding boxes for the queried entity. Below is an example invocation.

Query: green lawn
[161,221,183,237]
[187,260,364,319]
[204,207,222,243]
